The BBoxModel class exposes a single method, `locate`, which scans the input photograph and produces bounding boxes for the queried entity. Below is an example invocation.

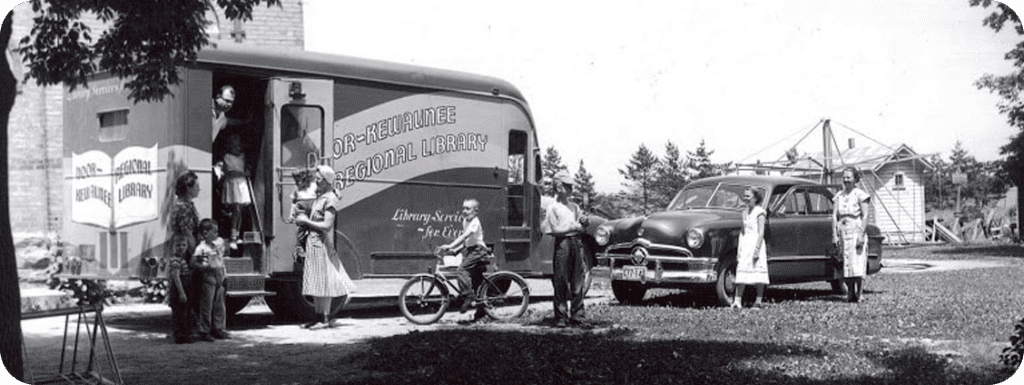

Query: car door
[765,184,835,283]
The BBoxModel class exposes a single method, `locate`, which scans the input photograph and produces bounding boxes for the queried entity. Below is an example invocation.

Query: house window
[893,172,905,190]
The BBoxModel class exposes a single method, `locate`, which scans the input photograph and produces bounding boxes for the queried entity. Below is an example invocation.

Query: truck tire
[265,275,347,322]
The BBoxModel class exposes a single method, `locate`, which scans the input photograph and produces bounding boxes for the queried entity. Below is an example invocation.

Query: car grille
[603,240,715,272]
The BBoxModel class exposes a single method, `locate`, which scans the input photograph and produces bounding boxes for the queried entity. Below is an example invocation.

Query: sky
[304,0,1024,193]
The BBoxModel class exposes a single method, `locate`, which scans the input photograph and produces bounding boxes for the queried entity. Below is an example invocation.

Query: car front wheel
[611,281,646,305]
[715,259,737,307]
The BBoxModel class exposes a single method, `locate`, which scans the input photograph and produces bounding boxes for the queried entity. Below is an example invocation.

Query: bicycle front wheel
[398,275,450,325]
[477,271,530,321]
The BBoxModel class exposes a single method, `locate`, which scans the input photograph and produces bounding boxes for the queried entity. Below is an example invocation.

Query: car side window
[806,189,833,215]
[791,190,808,215]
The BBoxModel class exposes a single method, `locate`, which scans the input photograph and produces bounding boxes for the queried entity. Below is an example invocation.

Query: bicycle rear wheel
[398,275,450,325]
[477,271,530,321]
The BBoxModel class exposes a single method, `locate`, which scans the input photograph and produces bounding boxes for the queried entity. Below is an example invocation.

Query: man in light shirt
[543,171,587,327]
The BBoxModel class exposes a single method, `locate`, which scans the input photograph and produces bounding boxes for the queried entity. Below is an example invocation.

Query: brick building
[5,1,305,242]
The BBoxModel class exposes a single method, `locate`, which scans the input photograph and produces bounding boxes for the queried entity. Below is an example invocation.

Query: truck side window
[98,109,129,142]
[508,130,527,226]
[280,105,323,169]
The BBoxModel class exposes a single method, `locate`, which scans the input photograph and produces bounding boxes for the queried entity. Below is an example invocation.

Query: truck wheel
[715,259,737,307]
[226,297,251,316]
[611,281,646,305]
[265,276,347,322]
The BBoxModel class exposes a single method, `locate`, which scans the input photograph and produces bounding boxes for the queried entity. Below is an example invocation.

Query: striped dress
[301,191,356,297]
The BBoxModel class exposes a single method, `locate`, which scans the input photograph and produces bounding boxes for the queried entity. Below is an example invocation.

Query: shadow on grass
[328,329,1009,385]
[618,286,870,309]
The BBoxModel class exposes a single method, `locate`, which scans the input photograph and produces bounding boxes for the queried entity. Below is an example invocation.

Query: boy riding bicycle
[438,198,491,322]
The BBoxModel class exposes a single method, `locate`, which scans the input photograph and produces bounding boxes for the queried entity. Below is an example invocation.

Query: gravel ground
[13,244,1024,385]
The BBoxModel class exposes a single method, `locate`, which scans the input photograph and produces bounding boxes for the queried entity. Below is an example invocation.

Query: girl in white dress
[733,187,769,308]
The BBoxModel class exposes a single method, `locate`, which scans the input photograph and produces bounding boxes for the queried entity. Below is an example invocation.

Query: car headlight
[686,228,704,249]
[595,225,611,246]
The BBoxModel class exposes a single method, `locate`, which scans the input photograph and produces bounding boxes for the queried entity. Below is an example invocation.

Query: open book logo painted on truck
[72,144,159,230]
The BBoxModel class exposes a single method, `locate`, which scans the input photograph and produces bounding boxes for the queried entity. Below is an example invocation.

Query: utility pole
[952,170,967,214]
[822,118,833,184]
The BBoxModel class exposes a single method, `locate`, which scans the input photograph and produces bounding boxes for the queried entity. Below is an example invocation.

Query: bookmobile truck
[61,45,568,320]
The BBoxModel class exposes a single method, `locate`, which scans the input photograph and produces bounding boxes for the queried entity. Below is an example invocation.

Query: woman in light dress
[733,187,769,308]
[832,166,871,303]
[293,165,356,328]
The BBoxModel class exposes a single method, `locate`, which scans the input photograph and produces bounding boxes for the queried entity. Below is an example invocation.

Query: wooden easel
[22,303,123,385]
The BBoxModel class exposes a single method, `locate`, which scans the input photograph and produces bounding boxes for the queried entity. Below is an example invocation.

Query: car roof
[687,175,822,187]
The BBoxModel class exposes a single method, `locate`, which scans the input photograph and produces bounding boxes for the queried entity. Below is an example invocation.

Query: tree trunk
[1,10,25,382]
[1018,182,1023,243]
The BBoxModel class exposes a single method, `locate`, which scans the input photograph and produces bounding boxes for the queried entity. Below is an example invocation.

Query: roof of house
[782,143,935,173]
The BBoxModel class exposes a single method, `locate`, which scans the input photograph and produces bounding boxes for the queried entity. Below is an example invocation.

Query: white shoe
[307,322,328,330]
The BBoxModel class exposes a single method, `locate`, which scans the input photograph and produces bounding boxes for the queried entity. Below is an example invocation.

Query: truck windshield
[667,183,749,210]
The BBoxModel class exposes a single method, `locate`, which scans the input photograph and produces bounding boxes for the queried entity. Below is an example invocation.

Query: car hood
[607,209,741,245]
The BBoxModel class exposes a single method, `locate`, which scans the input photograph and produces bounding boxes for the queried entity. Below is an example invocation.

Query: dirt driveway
[879,257,1020,273]
[19,278,608,384]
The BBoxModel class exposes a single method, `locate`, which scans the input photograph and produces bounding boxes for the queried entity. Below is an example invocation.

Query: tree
[2,1,280,380]
[686,139,732,180]
[541,146,567,195]
[971,0,1024,238]
[573,160,597,212]
[924,143,1008,213]
[619,144,660,215]
[924,154,954,211]
[1,11,23,381]
[652,141,689,209]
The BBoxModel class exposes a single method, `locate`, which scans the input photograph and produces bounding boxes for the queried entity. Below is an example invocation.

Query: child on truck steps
[218,134,253,250]
[192,218,231,341]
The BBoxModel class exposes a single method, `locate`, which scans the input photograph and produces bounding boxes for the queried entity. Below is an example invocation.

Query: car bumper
[603,255,719,285]
[600,239,719,285]
[608,266,718,284]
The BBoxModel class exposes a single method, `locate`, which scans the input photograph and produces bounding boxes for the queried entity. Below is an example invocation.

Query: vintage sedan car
[594,175,883,306]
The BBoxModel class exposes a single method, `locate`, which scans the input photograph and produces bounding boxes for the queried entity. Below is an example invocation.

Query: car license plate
[622,265,646,281]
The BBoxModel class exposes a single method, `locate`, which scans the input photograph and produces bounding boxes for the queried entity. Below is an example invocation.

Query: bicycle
[398,248,531,325]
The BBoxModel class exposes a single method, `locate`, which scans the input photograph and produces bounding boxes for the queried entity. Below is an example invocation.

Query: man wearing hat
[542,170,587,327]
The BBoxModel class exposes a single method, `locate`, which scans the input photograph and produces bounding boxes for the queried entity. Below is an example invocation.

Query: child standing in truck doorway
[219,134,253,250]
[192,218,230,341]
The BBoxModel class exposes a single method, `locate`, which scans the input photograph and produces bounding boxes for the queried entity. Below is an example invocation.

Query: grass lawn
[333,243,1024,385]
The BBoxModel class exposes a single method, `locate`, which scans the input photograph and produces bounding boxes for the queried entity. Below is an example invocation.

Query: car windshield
[667,183,752,210]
